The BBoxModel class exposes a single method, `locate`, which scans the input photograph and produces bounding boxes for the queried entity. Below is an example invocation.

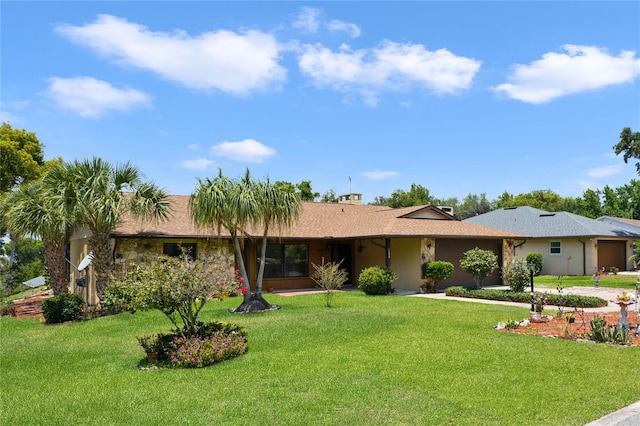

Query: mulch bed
[500,309,640,346]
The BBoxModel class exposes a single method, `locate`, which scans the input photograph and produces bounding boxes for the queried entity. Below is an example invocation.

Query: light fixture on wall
[357,241,365,252]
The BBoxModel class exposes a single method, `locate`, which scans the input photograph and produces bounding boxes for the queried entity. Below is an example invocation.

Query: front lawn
[535,273,639,290]
[1,292,638,425]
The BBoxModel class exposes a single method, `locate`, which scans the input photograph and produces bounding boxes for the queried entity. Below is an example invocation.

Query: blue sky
[2,1,639,204]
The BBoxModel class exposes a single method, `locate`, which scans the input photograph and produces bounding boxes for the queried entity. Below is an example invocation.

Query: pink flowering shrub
[166,331,248,368]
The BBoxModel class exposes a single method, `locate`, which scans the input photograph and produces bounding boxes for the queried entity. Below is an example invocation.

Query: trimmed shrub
[526,252,543,276]
[358,266,397,295]
[459,247,498,289]
[41,293,84,324]
[421,261,454,292]
[444,286,607,308]
[502,259,530,292]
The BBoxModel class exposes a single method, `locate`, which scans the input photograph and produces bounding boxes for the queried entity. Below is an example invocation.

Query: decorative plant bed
[498,310,640,346]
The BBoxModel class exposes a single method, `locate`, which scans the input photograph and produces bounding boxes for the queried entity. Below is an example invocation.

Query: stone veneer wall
[113,238,235,275]
[420,238,436,264]
[502,239,516,284]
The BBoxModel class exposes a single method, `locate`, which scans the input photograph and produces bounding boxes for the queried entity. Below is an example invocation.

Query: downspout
[578,238,587,276]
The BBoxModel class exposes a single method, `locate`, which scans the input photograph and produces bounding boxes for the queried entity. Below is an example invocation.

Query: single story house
[464,206,640,276]
[69,194,523,304]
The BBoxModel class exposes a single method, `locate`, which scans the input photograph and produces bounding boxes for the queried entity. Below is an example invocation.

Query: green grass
[535,274,639,290]
[1,292,639,425]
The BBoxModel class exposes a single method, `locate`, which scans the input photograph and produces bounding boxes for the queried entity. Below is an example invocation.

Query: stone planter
[530,311,542,322]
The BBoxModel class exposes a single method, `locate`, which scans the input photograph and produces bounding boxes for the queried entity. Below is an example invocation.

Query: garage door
[597,240,626,272]
[435,239,503,289]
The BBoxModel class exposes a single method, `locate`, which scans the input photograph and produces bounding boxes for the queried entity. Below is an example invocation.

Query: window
[549,241,561,255]
[163,242,197,259]
[259,243,308,278]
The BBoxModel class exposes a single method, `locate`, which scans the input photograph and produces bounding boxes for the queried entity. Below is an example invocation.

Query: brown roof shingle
[112,196,523,240]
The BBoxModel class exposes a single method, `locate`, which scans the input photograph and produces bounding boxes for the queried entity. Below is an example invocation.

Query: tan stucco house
[69,194,523,304]
[465,206,640,276]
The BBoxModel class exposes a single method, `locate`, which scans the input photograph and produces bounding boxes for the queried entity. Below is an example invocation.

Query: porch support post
[385,238,391,268]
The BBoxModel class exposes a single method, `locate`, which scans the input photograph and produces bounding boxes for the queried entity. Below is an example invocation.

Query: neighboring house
[465,206,640,277]
[69,194,523,304]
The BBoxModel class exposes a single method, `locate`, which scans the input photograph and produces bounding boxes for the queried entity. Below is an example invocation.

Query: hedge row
[444,286,608,308]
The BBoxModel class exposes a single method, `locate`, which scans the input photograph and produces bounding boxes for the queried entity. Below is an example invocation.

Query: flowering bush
[106,253,241,336]
[166,331,248,368]
[531,292,549,312]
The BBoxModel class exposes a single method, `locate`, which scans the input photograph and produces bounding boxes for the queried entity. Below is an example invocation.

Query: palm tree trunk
[89,232,113,303]
[255,229,269,294]
[230,235,279,313]
[44,240,69,295]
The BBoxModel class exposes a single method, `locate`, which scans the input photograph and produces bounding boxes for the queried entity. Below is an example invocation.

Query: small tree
[459,247,498,289]
[420,261,454,292]
[310,259,348,307]
[502,259,530,292]
[104,253,239,337]
[525,252,543,276]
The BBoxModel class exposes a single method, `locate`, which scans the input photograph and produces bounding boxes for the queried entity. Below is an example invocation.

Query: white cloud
[187,144,199,151]
[55,14,286,95]
[293,7,321,33]
[327,20,361,38]
[210,139,276,163]
[493,45,640,104]
[361,170,399,180]
[180,158,214,171]
[298,41,481,105]
[0,111,24,125]
[45,76,150,118]
[587,164,622,179]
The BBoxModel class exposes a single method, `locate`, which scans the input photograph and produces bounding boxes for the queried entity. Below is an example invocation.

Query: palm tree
[53,157,171,301]
[190,169,300,312]
[255,177,301,294]
[190,169,261,309]
[3,176,75,294]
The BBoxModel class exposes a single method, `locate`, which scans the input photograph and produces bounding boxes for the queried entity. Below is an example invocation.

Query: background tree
[0,237,44,294]
[0,122,45,194]
[0,122,46,272]
[3,176,74,295]
[600,185,624,217]
[296,180,319,201]
[454,193,491,219]
[320,189,338,203]
[386,183,434,208]
[613,127,640,173]
[574,189,602,218]
[369,195,388,206]
[493,191,515,209]
[274,180,319,202]
[53,157,171,301]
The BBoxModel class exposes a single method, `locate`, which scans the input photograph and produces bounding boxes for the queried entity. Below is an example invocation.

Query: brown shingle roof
[112,195,523,240]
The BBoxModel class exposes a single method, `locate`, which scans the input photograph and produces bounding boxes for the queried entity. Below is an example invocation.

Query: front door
[335,243,354,285]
